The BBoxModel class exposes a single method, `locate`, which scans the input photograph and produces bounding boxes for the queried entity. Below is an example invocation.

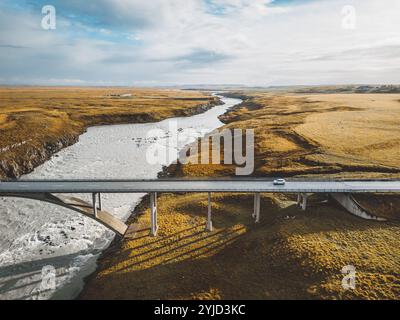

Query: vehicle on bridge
[273,178,286,186]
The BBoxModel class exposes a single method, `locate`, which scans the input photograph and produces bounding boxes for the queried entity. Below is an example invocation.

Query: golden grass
[296,94,400,169]
[173,92,400,179]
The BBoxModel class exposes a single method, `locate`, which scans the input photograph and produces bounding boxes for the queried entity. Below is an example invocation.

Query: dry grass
[172,93,400,179]
[0,87,217,178]
[296,94,400,170]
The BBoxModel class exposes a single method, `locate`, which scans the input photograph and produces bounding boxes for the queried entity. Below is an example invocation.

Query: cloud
[0,0,400,85]
[0,44,28,49]
[153,49,231,66]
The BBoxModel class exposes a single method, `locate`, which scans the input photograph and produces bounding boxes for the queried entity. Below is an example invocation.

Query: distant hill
[165,84,400,94]
[291,85,400,94]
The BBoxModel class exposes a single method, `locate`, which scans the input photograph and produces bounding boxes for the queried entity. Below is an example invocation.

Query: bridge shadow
[79,216,317,300]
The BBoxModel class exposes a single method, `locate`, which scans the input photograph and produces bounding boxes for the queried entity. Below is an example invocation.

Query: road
[1,179,400,194]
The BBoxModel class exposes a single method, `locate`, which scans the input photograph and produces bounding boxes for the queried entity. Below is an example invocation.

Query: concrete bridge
[0,179,399,237]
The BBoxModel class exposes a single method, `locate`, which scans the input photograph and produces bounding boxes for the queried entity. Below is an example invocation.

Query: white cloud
[0,0,400,85]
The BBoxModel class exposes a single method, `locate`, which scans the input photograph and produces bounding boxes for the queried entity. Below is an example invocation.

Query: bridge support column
[254,193,261,223]
[252,194,256,219]
[98,193,102,211]
[297,193,301,207]
[150,192,158,237]
[92,193,98,218]
[206,192,213,232]
[300,193,308,211]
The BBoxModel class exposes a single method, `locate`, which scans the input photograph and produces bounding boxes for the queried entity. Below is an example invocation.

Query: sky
[0,0,399,86]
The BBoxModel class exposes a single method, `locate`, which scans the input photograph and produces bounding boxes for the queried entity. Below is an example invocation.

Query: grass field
[296,94,400,170]
[172,92,400,179]
[0,87,218,178]
[81,91,400,300]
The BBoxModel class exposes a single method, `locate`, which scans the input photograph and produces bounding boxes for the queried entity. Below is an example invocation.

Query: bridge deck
[1,179,400,194]
[1,179,399,236]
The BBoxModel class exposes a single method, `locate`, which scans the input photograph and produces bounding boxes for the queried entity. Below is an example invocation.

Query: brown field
[81,92,400,300]
[0,87,218,178]
[296,94,400,170]
[172,92,400,179]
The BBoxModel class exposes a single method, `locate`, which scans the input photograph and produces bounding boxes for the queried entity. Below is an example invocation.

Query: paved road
[1,179,400,194]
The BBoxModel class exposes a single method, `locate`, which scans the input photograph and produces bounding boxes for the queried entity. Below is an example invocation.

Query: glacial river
[0,95,242,300]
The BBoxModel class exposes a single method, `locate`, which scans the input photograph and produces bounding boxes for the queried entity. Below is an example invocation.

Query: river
[0,95,242,300]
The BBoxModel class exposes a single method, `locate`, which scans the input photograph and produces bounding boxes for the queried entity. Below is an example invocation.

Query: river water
[0,95,242,300]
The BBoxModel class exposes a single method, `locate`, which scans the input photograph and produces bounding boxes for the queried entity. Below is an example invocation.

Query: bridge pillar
[252,194,256,219]
[98,193,102,211]
[297,193,301,207]
[254,193,261,223]
[301,193,308,211]
[92,193,98,218]
[206,192,213,232]
[150,192,158,237]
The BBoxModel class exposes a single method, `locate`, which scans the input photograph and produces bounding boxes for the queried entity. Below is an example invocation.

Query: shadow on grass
[80,217,317,300]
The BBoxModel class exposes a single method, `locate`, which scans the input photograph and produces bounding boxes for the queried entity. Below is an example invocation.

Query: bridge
[1,179,399,237]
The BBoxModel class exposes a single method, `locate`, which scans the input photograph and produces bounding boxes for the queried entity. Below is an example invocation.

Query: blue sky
[0,0,399,86]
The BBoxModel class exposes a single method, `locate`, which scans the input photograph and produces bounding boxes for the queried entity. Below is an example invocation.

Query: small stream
[0,95,242,300]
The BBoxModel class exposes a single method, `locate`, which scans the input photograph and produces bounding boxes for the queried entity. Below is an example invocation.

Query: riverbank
[0,87,221,179]
[80,91,400,300]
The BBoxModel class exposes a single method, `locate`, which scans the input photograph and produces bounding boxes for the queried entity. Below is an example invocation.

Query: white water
[0,95,241,300]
